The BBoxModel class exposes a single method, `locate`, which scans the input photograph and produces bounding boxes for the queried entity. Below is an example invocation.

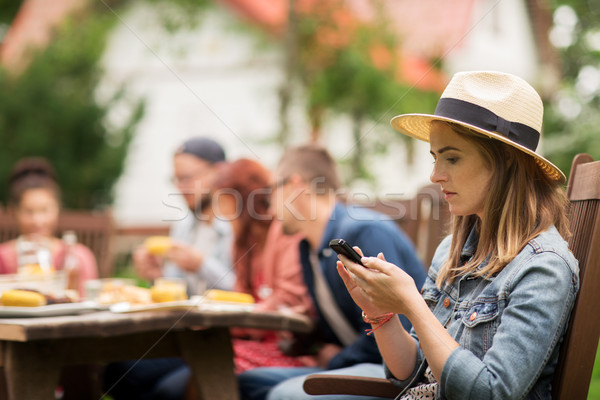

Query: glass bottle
[16,238,39,275]
[62,230,80,291]
[16,236,52,275]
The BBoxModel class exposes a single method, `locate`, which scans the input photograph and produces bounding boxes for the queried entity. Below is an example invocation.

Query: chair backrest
[552,153,600,399]
[361,184,450,269]
[0,209,115,278]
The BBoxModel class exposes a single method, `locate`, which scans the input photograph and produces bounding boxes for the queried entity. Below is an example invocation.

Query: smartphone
[329,239,365,267]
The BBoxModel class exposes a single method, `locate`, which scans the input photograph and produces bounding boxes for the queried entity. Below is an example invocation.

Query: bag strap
[309,251,358,347]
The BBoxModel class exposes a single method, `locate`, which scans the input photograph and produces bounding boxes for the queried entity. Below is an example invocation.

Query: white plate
[109,297,256,313]
[0,301,105,318]
[109,297,204,313]
[199,300,255,313]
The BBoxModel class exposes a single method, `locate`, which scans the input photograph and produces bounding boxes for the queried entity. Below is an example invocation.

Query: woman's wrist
[362,310,394,324]
[402,292,429,323]
[362,310,395,335]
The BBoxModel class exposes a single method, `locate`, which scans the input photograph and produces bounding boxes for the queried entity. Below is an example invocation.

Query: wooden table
[0,306,313,400]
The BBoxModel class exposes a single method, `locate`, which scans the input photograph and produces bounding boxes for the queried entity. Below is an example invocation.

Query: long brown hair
[436,123,570,287]
[212,159,272,292]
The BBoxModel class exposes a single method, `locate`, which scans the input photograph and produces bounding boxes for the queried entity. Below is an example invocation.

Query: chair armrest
[303,374,400,398]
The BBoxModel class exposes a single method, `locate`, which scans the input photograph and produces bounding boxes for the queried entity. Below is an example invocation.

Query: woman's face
[214,193,239,220]
[15,188,60,237]
[213,193,241,235]
[429,123,493,218]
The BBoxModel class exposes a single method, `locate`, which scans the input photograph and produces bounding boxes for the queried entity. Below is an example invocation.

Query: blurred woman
[214,159,312,315]
[212,158,315,371]
[0,157,98,296]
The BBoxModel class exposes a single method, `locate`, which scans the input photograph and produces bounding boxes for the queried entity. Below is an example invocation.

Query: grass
[589,342,600,399]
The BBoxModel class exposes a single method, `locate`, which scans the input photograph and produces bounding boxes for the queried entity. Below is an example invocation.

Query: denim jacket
[387,225,579,399]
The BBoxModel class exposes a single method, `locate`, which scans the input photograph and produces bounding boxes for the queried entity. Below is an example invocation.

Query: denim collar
[459,224,493,279]
[460,225,479,264]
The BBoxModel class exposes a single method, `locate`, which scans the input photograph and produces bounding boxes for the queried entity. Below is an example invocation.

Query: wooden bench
[0,209,115,278]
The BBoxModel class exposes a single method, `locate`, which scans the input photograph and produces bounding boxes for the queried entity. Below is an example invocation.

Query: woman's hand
[336,247,377,314]
[336,247,421,318]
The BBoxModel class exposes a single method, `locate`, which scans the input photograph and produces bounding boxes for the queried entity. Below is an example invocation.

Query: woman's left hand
[337,249,421,317]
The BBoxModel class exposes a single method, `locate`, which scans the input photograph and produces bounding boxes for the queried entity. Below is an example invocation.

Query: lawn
[589,343,600,399]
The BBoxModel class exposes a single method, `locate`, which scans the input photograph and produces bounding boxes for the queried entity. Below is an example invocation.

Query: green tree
[0,11,144,209]
[0,0,20,25]
[292,0,439,181]
[544,0,600,176]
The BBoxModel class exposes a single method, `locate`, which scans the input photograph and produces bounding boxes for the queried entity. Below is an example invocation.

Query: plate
[109,297,256,313]
[199,300,256,313]
[109,297,203,313]
[0,301,105,318]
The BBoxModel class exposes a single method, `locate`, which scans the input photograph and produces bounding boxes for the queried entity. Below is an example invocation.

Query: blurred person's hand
[317,343,342,368]
[132,245,163,281]
[165,242,204,272]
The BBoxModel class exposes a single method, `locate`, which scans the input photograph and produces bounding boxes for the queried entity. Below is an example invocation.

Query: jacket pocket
[462,299,500,327]
[460,297,501,357]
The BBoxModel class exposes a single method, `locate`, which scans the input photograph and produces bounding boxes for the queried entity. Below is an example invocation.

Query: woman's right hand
[337,248,421,318]
[336,247,388,317]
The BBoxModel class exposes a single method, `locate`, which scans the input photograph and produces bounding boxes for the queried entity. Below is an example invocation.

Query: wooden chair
[0,209,115,278]
[552,153,600,398]
[304,153,600,399]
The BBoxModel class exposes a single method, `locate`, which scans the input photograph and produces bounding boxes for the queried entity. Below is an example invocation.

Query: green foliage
[589,342,600,399]
[0,0,20,25]
[0,12,144,209]
[141,0,211,32]
[294,1,439,181]
[543,0,600,177]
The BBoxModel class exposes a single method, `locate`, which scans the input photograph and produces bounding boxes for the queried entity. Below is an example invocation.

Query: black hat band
[434,97,540,151]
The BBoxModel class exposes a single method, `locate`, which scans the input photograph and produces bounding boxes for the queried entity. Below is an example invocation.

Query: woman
[212,158,314,372]
[0,157,98,296]
[336,71,578,399]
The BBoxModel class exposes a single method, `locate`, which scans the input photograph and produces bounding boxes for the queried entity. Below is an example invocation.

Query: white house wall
[102,0,538,227]
[444,0,539,82]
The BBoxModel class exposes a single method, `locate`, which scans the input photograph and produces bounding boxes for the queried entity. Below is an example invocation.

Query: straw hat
[391,71,565,183]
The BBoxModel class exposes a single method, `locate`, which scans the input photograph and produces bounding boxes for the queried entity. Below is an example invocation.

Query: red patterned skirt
[233,337,308,374]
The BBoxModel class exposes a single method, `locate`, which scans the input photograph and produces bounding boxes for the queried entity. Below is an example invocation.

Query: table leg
[3,341,62,400]
[178,328,238,400]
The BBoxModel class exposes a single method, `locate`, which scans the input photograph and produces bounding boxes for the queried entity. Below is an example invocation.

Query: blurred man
[104,137,234,400]
[133,136,234,294]
[238,144,427,400]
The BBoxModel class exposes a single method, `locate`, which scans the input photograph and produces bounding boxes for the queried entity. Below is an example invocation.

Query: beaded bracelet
[362,311,394,335]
